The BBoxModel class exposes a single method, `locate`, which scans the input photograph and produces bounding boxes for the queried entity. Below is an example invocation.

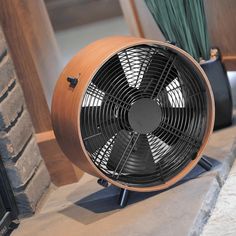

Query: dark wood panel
[45,0,123,31]
[222,57,236,71]
[204,0,236,70]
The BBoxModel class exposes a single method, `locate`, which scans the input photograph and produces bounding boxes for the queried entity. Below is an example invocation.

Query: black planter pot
[201,52,233,130]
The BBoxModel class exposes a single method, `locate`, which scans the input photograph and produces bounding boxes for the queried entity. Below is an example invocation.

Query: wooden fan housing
[51,36,214,192]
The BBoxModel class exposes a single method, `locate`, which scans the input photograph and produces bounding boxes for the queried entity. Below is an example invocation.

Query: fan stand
[97,157,212,208]
[198,156,212,171]
[118,189,130,208]
[97,178,129,207]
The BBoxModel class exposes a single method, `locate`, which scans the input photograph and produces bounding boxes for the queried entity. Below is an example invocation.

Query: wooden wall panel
[204,0,236,70]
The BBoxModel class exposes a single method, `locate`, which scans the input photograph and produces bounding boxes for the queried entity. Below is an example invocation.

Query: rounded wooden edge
[52,36,215,192]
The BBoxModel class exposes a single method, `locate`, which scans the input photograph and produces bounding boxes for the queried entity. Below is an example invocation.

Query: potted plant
[145,0,232,129]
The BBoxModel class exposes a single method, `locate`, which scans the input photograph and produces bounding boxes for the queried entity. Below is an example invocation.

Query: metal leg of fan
[97,178,108,187]
[118,189,129,208]
[198,157,212,171]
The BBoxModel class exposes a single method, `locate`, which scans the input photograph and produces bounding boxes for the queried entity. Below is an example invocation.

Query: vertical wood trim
[119,0,165,41]
[119,0,144,37]
[129,0,145,37]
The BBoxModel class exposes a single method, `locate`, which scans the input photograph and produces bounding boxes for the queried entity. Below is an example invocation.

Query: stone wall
[0,27,50,217]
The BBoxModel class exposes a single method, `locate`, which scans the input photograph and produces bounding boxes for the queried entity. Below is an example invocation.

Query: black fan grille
[80,44,208,187]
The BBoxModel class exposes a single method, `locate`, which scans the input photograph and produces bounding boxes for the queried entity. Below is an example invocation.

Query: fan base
[118,189,130,208]
[97,157,212,208]
[198,157,212,171]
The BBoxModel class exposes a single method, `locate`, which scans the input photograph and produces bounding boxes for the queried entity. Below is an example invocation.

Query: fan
[52,36,214,206]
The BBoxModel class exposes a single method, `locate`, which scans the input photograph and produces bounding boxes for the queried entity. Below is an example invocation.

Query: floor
[12,118,236,236]
[201,73,236,236]
[202,160,236,235]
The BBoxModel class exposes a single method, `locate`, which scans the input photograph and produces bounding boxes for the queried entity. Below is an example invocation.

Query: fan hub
[128,98,161,134]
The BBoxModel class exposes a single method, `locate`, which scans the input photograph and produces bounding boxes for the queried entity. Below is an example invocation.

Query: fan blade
[92,54,142,105]
[107,131,156,175]
[81,106,121,153]
[153,107,194,146]
[92,54,130,94]
[140,52,177,97]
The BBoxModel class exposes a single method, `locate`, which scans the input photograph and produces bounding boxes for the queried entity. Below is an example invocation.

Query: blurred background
[44,0,236,108]
[45,0,129,65]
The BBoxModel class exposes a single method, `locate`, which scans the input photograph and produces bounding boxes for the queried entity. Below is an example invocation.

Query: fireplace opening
[0,158,18,235]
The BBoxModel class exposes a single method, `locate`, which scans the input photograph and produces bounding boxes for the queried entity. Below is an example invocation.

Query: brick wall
[0,27,50,217]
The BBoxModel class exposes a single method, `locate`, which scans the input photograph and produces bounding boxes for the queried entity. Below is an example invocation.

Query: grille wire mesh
[80,44,207,187]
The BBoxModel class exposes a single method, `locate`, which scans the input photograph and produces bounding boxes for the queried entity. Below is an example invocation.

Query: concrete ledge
[202,161,236,235]
[0,83,25,130]
[0,27,6,61]
[0,26,51,221]
[4,137,42,190]
[0,54,16,98]
[14,162,50,217]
